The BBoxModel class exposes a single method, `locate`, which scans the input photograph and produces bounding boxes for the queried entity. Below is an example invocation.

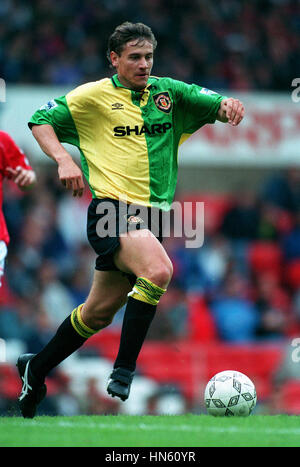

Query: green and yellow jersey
[29,75,225,210]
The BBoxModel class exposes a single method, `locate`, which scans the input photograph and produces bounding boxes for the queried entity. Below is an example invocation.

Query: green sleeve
[173,80,225,134]
[28,96,79,147]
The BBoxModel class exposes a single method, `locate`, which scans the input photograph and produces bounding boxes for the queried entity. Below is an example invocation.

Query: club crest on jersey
[125,215,144,225]
[153,92,172,113]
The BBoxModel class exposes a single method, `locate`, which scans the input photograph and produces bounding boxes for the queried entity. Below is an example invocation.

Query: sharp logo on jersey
[111,102,124,110]
[39,99,58,111]
[153,92,172,113]
[114,122,172,137]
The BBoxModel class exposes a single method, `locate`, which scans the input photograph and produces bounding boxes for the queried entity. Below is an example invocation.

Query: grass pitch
[0,414,299,447]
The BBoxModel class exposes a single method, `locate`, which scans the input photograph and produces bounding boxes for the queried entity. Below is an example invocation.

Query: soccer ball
[204,370,257,417]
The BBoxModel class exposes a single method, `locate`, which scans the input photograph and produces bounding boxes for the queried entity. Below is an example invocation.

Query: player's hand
[6,166,36,188]
[218,98,245,126]
[58,158,84,197]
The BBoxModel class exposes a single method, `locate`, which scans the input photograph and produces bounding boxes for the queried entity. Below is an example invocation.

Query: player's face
[110,39,154,90]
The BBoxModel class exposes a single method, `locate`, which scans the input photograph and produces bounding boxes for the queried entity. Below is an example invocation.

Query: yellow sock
[128,277,166,305]
[70,304,99,339]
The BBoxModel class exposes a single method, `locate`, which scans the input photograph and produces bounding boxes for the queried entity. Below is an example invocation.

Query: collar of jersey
[111,74,153,91]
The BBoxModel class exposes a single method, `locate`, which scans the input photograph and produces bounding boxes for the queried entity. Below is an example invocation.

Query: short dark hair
[107,22,157,65]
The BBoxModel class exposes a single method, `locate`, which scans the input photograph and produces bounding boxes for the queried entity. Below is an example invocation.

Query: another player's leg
[0,240,8,288]
[107,229,173,401]
[17,270,131,418]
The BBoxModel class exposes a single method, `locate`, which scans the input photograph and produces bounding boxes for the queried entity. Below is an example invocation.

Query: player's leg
[30,269,132,379]
[116,229,173,288]
[0,240,8,288]
[114,230,173,371]
[17,269,131,418]
[107,229,173,400]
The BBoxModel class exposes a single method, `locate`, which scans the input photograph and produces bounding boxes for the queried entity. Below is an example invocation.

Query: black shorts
[87,198,164,273]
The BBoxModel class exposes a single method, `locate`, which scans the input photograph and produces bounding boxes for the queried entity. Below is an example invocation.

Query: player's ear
[110,51,119,69]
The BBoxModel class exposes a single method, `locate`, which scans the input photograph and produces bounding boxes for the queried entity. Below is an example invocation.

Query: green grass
[0,414,300,447]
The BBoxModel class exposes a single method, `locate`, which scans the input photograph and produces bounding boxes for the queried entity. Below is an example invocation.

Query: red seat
[0,364,21,399]
[205,344,282,400]
[279,380,300,414]
[248,241,283,277]
[178,192,233,235]
[285,259,300,289]
[84,335,283,405]
[84,329,121,360]
[138,341,201,400]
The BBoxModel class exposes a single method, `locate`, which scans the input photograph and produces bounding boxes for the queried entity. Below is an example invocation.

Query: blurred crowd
[154,168,300,344]
[1,166,300,347]
[1,165,300,415]
[0,0,299,90]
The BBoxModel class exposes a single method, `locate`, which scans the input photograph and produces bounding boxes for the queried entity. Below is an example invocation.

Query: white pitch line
[3,420,300,437]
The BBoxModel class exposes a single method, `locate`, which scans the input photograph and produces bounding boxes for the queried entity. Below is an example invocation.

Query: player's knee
[83,295,127,330]
[146,259,173,289]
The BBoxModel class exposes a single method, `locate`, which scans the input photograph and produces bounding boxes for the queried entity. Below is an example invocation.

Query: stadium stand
[1,167,300,414]
[0,0,298,91]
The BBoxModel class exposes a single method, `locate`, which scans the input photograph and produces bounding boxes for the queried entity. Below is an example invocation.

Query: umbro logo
[112,102,124,110]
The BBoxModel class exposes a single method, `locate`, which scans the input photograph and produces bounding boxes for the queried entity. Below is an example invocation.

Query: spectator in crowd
[220,189,260,241]
[260,169,300,214]
[0,0,298,91]
[209,271,260,342]
[254,272,292,340]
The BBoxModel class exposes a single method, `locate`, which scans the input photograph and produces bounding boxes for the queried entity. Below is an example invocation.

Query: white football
[204,370,257,417]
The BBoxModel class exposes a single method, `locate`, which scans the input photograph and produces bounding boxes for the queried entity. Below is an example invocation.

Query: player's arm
[1,131,36,190]
[6,166,36,190]
[31,124,84,197]
[216,97,245,126]
[174,80,245,131]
